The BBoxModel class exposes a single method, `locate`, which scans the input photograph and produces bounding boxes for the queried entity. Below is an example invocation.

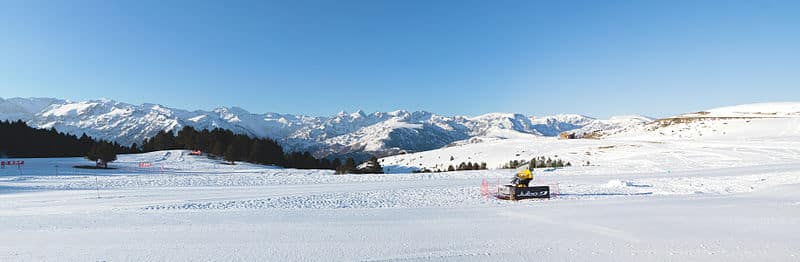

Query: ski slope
[1,148,800,261]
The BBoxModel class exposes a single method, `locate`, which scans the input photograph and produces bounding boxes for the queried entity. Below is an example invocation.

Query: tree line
[335,156,384,174]
[140,126,340,169]
[449,161,488,171]
[413,161,488,173]
[501,156,572,169]
[0,120,134,159]
[0,121,379,172]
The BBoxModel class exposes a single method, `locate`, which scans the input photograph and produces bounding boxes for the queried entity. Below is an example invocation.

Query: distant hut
[559,132,576,140]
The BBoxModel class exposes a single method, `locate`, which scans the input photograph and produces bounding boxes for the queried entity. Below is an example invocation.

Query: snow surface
[2,101,800,260]
[2,147,800,261]
[683,102,800,118]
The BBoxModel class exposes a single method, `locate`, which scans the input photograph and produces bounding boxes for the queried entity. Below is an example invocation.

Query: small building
[559,132,576,140]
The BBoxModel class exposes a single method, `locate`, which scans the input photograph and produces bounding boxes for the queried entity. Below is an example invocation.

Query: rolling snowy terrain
[382,103,800,172]
[1,102,799,261]
[0,97,643,159]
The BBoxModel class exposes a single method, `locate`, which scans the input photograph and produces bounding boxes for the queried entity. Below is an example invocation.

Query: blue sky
[1,0,798,118]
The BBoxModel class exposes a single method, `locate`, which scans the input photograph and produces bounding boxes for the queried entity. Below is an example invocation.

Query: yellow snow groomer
[497,168,550,200]
[513,168,533,187]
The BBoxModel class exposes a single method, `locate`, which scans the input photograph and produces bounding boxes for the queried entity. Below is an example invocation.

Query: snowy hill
[380,103,800,172]
[608,102,800,140]
[0,97,639,158]
[676,102,800,118]
[563,115,654,138]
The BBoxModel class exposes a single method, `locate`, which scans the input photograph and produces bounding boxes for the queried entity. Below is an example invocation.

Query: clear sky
[1,0,799,118]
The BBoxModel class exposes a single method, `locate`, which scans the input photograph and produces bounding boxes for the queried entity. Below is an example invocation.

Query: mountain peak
[0,96,653,159]
[388,110,409,116]
[351,110,366,118]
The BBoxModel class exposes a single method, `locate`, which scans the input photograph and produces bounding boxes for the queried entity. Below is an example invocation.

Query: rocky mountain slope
[0,97,650,158]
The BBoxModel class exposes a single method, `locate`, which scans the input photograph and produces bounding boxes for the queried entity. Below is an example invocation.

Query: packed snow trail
[1,150,799,261]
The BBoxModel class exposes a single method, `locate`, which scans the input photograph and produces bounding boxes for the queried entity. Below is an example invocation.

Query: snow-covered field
[382,117,800,172]
[2,145,799,261]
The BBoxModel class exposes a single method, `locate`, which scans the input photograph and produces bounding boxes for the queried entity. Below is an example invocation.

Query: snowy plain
[1,145,799,261]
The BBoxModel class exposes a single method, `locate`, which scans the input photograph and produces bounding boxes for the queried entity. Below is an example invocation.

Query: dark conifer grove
[140,126,335,169]
[0,121,342,170]
[0,120,134,158]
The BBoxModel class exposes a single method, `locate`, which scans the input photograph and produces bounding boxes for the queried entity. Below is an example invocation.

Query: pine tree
[332,158,342,171]
[248,140,265,164]
[447,165,455,172]
[100,143,118,166]
[212,142,225,157]
[86,142,117,168]
[130,143,139,153]
[323,158,333,169]
[79,133,94,152]
[342,158,356,173]
[224,144,237,164]
[86,144,100,164]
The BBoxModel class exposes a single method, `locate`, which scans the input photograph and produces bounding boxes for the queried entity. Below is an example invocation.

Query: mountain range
[0,97,653,159]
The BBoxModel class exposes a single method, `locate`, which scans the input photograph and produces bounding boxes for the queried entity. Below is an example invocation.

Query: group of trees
[140,127,337,169]
[501,156,572,169]
[0,121,385,173]
[529,156,571,168]
[0,120,134,166]
[335,156,383,174]
[448,162,488,171]
[502,160,526,169]
[413,161,487,173]
[86,142,119,168]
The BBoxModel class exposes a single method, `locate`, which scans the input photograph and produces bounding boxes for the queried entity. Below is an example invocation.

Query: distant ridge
[1,97,653,158]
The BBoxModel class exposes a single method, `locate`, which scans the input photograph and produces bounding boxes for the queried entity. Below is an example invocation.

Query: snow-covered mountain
[0,97,646,158]
[379,102,800,172]
[563,102,800,139]
[0,97,62,122]
[564,115,655,138]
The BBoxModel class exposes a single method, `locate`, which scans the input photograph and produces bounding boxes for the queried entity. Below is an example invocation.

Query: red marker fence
[1,160,24,168]
[480,178,490,197]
